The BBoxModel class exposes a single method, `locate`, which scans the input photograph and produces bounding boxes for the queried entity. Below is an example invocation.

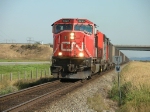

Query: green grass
[108,81,132,105]
[0,64,53,96]
[0,59,48,62]
[0,64,49,73]
[115,86,150,112]
[0,64,51,81]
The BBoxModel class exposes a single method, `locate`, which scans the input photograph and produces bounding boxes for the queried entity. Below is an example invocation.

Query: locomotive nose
[59,32,84,57]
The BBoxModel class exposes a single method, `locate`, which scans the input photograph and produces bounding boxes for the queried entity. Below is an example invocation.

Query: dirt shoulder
[0,44,53,61]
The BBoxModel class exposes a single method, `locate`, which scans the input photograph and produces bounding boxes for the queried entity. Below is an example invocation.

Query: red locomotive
[50,18,128,79]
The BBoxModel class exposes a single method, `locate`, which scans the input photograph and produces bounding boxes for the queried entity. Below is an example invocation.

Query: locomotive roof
[51,18,95,26]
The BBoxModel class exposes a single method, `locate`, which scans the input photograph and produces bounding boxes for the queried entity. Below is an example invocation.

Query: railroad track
[30,70,113,112]
[0,69,113,112]
[0,80,64,111]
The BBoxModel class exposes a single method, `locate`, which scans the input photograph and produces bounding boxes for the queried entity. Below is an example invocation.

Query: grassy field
[0,64,53,95]
[0,59,48,62]
[109,61,150,112]
[0,44,53,95]
[0,64,51,80]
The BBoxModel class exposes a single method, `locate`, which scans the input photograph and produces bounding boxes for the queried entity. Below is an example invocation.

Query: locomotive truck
[50,18,129,79]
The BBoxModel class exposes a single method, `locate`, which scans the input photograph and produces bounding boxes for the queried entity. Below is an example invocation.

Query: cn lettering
[61,42,83,51]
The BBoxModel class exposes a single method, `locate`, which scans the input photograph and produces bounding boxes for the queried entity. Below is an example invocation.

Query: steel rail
[3,81,81,112]
[0,80,60,102]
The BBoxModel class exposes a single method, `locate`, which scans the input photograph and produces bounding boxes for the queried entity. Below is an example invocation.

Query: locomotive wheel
[106,66,109,70]
[97,66,101,75]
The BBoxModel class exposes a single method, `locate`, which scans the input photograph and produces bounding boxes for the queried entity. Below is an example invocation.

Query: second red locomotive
[50,18,128,79]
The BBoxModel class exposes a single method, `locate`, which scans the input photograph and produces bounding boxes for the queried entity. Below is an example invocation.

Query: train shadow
[59,79,80,83]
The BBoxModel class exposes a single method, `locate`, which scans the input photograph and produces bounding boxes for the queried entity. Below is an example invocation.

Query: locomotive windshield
[54,24,73,33]
[74,24,93,34]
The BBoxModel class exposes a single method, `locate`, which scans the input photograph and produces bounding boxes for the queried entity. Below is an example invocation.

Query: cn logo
[61,42,83,51]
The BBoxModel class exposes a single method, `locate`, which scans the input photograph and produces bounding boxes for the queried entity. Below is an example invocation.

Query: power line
[0,30,11,38]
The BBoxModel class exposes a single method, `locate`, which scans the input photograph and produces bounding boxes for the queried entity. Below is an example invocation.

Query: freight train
[50,18,129,79]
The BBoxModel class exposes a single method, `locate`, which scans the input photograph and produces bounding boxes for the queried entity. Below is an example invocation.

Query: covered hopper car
[50,18,129,79]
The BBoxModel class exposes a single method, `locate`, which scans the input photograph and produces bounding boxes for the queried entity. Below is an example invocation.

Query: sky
[0,0,150,58]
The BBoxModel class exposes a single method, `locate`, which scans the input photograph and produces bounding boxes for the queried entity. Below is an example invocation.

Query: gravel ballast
[41,65,126,112]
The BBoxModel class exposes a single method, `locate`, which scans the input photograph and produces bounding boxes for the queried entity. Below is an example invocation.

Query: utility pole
[27,37,34,44]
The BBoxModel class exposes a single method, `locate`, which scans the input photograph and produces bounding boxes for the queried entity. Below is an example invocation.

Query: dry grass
[121,61,150,89]
[0,78,18,95]
[107,61,150,112]
[118,61,150,112]
[87,93,109,112]
[0,44,53,61]
[0,76,54,95]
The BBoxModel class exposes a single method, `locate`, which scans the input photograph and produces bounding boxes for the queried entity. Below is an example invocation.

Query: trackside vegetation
[87,93,109,111]
[0,64,53,95]
[109,61,150,112]
[87,61,150,112]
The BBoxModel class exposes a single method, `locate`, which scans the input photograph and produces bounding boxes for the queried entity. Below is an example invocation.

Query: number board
[78,19,85,23]
[62,19,70,22]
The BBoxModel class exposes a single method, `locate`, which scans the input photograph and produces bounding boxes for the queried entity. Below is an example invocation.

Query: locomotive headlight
[79,52,84,57]
[58,52,62,56]
[70,32,74,39]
